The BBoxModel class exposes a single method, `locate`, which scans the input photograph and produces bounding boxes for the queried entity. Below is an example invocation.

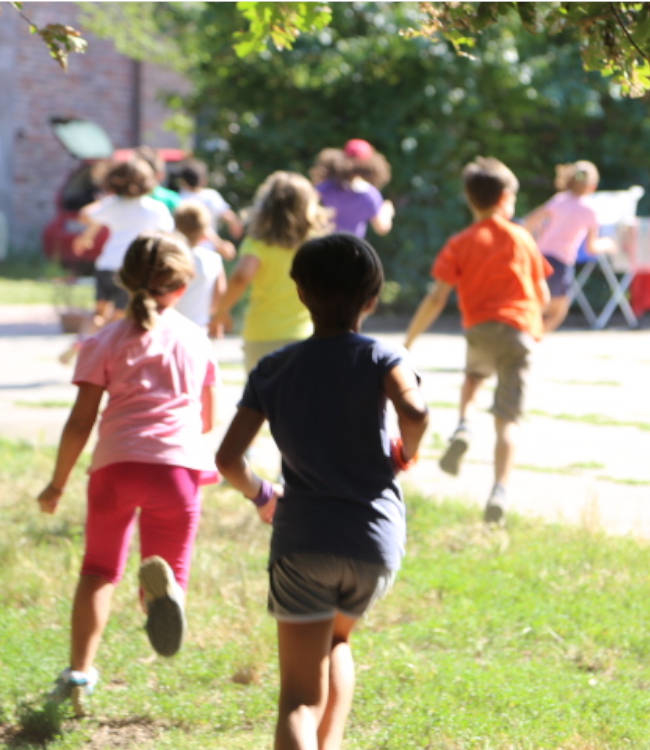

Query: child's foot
[49,667,99,717]
[439,423,470,476]
[483,484,506,524]
[139,556,186,657]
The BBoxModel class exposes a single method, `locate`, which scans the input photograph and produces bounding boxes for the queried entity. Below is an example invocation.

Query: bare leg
[70,574,115,673]
[543,296,570,333]
[494,417,517,487]
[459,373,484,422]
[274,618,334,750]
[317,613,357,750]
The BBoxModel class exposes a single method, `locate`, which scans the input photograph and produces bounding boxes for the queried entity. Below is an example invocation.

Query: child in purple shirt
[311,139,395,237]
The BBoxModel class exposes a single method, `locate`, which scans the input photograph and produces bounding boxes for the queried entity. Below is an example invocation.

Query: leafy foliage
[9,1,86,70]
[233,2,331,57]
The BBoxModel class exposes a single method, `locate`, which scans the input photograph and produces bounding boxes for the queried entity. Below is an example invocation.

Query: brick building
[0,2,189,255]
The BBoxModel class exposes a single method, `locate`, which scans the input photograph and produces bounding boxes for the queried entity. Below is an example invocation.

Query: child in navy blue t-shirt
[216,233,429,750]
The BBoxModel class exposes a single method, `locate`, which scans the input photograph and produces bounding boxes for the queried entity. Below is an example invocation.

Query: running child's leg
[275,618,335,750]
[70,576,115,673]
[494,416,517,488]
[543,295,570,332]
[439,373,483,476]
[317,612,357,750]
[459,372,483,421]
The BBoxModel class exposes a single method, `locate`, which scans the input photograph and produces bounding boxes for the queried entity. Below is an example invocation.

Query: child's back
[435,213,548,339]
[240,331,406,569]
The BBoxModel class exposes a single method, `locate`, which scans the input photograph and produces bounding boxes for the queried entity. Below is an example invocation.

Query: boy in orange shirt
[405,157,551,523]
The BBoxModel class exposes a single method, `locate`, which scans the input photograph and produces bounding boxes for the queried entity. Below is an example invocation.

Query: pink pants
[82,462,202,590]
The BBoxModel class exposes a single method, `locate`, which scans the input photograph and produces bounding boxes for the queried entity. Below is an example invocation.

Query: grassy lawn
[2,436,650,749]
[0,258,94,307]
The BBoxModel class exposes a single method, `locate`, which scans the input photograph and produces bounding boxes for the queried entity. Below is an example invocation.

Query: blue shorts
[268,553,395,623]
[544,255,575,297]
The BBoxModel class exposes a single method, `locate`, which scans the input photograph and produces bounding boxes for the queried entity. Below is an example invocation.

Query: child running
[524,160,614,332]
[311,138,395,238]
[213,170,331,372]
[38,233,219,715]
[216,233,429,750]
[177,158,243,258]
[405,157,551,523]
[174,200,227,338]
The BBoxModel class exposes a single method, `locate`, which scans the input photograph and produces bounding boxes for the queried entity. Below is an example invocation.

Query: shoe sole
[439,437,469,476]
[139,557,185,657]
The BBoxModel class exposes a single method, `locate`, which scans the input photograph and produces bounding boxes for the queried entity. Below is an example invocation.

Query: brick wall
[0,2,189,253]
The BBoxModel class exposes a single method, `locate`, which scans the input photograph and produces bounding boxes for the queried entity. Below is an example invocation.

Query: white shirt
[88,195,174,271]
[179,188,230,224]
[175,245,224,326]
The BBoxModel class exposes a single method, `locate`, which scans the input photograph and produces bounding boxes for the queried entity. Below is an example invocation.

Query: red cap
[343,139,374,160]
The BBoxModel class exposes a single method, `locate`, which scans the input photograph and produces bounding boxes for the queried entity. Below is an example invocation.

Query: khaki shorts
[268,553,396,623]
[465,321,535,422]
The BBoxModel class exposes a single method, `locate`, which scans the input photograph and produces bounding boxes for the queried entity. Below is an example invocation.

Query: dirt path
[2,305,649,537]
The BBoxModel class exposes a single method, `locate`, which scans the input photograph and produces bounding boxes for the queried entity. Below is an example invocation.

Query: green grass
[529,408,650,432]
[14,400,74,409]
[3,436,650,748]
[0,258,94,306]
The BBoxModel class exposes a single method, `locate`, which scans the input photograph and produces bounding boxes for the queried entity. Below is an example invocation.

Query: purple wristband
[250,479,273,508]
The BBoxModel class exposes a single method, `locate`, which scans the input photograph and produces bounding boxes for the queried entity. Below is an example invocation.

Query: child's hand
[37,483,63,514]
[72,233,93,255]
[217,239,237,261]
[256,482,283,524]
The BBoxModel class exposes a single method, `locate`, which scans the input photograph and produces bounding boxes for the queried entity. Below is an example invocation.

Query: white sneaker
[139,556,186,657]
[49,666,99,717]
[439,424,471,476]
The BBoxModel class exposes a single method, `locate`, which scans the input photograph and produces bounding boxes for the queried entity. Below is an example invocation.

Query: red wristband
[390,438,418,472]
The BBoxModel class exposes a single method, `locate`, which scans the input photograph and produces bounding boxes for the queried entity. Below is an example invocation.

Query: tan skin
[37,286,217,673]
[216,292,428,750]
[404,190,548,492]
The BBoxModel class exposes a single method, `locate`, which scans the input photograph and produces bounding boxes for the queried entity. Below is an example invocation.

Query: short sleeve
[239,372,264,414]
[365,184,384,218]
[204,189,230,218]
[85,195,116,225]
[72,335,108,387]
[432,237,461,285]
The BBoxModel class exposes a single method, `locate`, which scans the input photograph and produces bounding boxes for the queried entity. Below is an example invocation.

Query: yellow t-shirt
[241,237,313,342]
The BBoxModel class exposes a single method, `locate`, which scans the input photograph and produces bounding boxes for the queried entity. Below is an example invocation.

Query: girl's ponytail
[554,160,599,195]
[119,233,195,330]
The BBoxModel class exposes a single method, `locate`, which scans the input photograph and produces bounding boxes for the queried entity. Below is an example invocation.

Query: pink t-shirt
[73,308,217,474]
[535,191,599,265]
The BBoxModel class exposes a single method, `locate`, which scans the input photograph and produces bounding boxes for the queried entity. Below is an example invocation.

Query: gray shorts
[95,270,129,310]
[268,553,396,623]
[465,321,535,422]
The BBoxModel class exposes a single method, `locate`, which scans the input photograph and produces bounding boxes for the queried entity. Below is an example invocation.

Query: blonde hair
[119,233,195,330]
[247,171,332,249]
[554,160,599,195]
[174,200,212,246]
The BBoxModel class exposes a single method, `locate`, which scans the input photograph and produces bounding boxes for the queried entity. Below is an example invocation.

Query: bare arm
[370,200,395,235]
[37,383,104,513]
[201,384,217,433]
[213,254,261,330]
[216,406,282,524]
[207,270,228,339]
[404,281,453,349]
[523,204,550,238]
[220,208,244,240]
[384,363,429,462]
[585,227,616,255]
[72,204,104,255]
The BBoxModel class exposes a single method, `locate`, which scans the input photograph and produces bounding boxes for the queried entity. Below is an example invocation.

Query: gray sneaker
[439,425,470,476]
[139,556,186,657]
[483,486,506,524]
[49,667,99,717]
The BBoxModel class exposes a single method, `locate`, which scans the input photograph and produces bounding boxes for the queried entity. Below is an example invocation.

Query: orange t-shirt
[432,215,552,340]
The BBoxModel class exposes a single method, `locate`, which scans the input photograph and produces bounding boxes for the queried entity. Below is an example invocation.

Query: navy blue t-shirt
[240,332,410,570]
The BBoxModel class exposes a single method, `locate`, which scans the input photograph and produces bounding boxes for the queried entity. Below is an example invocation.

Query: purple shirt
[317,179,383,237]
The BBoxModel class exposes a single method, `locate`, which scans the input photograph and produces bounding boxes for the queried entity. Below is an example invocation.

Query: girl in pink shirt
[37,233,219,715]
[525,160,614,331]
